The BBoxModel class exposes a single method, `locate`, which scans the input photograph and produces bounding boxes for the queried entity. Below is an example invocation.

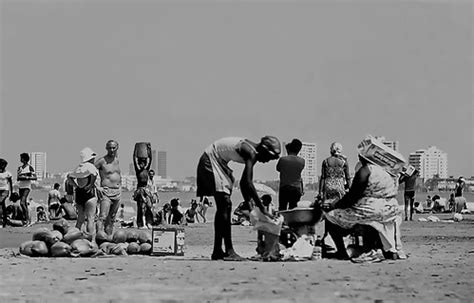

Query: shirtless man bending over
[95,140,122,235]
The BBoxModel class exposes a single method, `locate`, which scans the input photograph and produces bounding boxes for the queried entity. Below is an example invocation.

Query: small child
[6,192,25,226]
[169,198,184,225]
[256,195,279,260]
[36,206,48,222]
[185,200,199,224]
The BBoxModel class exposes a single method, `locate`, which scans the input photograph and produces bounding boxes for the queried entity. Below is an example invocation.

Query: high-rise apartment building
[157,151,167,178]
[29,152,47,181]
[409,146,448,180]
[299,142,318,185]
[151,149,157,173]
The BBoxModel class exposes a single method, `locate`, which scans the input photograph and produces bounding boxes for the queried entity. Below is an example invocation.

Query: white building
[29,152,47,181]
[299,142,318,185]
[409,146,448,180]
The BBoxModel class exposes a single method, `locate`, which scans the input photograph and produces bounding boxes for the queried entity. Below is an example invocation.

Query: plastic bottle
[312,236,322,260]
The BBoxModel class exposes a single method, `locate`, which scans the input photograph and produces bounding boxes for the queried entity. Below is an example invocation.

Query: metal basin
[278,207,322,225]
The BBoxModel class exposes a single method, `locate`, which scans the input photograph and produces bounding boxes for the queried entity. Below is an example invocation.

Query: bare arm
[343,160,351,189]
[318,160,326,195]
[145,143,152,170]
[333,165,370,209]
[239,148,265,213]
[8,176,13,193]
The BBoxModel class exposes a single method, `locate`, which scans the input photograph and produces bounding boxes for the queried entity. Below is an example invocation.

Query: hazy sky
[1,0,472,181]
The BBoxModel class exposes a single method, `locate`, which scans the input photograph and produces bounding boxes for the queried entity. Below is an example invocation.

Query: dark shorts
[76,187,96,204]
[196,152,216,198]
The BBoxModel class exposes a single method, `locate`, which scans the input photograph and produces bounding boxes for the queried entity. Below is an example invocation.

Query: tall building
[409,146,448,180]
[151,149,157,173]
[376,136,399,152]
[29,152,47,181]
[157,151,167,178]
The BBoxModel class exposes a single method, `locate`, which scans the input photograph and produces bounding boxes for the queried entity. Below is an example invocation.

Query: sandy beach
[1,212,473,303]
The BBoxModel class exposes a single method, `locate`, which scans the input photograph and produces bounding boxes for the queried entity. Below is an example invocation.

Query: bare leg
[325,220,350,259]
[84,197,97,237]
[404,194,409,221]
[105,199,120,235]
[76,203,86,231]
[97,197,110,235]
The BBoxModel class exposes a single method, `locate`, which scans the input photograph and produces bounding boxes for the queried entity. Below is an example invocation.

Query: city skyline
[0,1,472,181]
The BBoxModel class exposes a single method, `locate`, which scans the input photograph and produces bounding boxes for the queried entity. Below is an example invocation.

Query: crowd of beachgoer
[1,136,470,264]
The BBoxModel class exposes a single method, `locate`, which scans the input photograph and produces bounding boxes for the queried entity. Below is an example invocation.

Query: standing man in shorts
[95,140,122,235]
[196,136,281,261]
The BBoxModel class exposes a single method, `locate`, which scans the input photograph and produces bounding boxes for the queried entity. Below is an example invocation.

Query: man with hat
[276,138,305,211]
[196,136,281,261]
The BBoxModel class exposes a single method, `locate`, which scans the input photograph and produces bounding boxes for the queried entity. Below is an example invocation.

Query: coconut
[112,229,127,243]
[127,242,141,255]
[71,239,94,257]
[139,243,152,255]
[63,227,84,244]
[126,230,139,243]
[50,242,72,257]
[52,218,70,235]
[19,240,49,257]
[137,230,152,244]
[32,228,59,247]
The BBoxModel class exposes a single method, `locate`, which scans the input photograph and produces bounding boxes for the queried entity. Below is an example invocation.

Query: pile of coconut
[19,219,152,257]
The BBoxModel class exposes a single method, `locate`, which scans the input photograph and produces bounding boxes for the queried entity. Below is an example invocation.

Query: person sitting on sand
[414,202,424,214]
[47,183,62,219]
[155,203,171,225]
[196,136,281,261]
[322,138,406,262]
[36,206,48,222]
[232,200,252,225]
[169,198,184,225]
[5,192,25,226]
[185,200,199,224]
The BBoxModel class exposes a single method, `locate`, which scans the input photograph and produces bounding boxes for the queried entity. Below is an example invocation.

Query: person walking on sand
[68,147,98,235]
[276,139,305,211]
[95,140,122,235]
[132,142,154,229]
[399,166,419,221]
[17,153,37,225]
[196,136,281,261]
[0,158,14,228]
[453,176,467,213]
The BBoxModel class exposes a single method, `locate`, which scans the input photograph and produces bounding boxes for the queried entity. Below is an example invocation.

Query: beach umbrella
[254,183,277,196]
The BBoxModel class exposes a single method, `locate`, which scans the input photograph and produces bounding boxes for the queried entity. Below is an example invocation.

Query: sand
[1,213,473,302]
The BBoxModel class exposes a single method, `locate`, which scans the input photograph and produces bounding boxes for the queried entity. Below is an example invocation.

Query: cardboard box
[358,136,407,176]
[151,227,185,256]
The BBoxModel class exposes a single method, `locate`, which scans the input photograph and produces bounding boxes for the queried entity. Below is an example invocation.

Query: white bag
[249,208,283,236]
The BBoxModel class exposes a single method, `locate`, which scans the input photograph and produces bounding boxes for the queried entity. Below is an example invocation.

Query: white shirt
[0,171,12,190]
